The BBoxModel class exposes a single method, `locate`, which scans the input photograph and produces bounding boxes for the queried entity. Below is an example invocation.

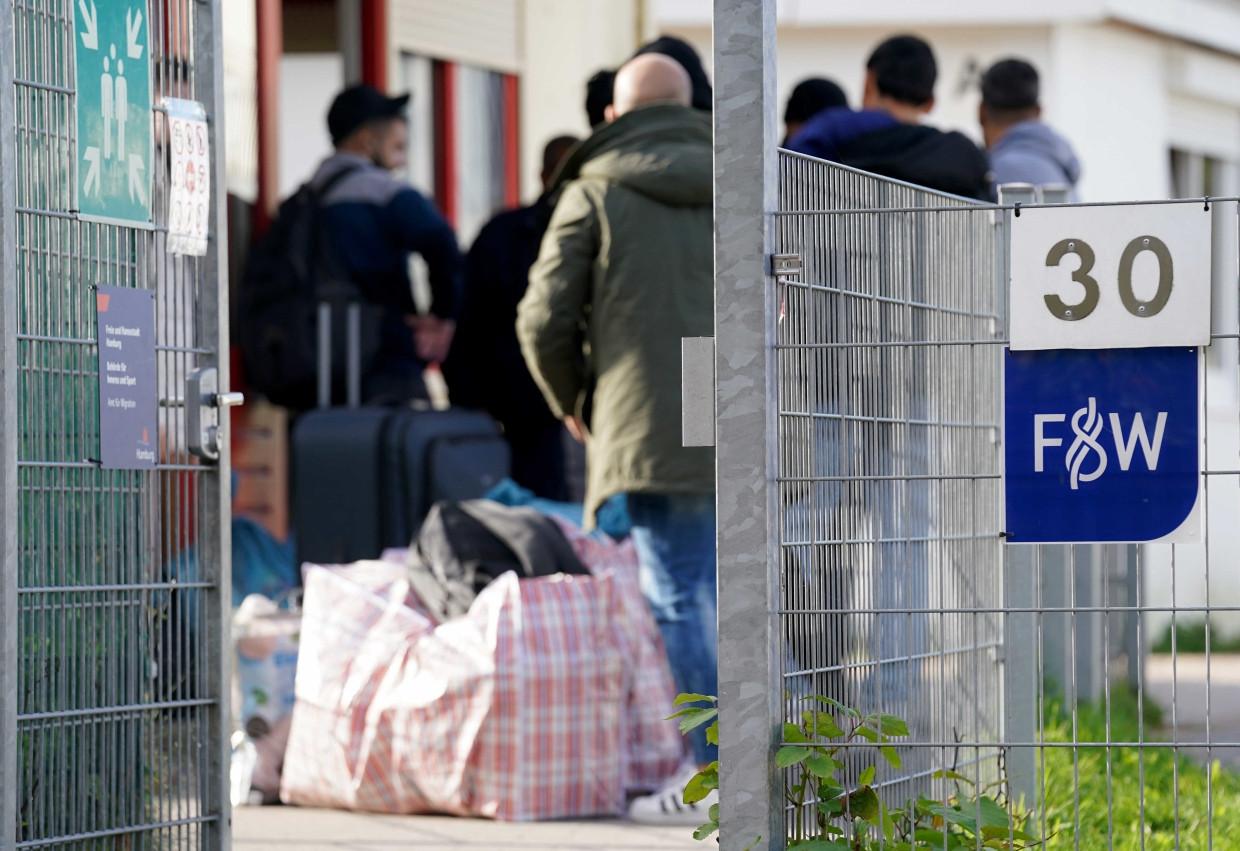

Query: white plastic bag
[233,593,300,738]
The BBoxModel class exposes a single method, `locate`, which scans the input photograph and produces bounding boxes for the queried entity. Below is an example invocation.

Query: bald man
[606,52,692,117]
[517,56,717,824]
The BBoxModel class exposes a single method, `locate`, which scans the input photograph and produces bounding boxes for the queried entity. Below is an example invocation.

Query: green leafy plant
[671,694,1040,850]
[1151,619,1240,654]
[1041,688,1240,849]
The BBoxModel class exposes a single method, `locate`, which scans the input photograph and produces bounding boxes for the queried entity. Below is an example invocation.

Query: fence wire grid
[3,0,230,848]
[763,149,1240,849]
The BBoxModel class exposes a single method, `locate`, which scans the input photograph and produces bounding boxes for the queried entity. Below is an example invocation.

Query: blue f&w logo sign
[1005,347,1200,543]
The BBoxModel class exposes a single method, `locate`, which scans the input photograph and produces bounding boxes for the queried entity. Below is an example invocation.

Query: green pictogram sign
[74,0,152,224]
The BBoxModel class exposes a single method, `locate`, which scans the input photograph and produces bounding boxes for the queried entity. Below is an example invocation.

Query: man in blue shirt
[980,58,1082,200]
[311,84,463,404]
[787,34,991,201]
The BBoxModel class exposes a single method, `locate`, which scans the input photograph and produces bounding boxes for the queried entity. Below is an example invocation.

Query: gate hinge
[771,253,801,277]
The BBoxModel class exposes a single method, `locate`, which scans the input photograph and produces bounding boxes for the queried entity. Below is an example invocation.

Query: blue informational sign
[97,286,157,469]
[75,0,152,224]
[1004,347,1200,543]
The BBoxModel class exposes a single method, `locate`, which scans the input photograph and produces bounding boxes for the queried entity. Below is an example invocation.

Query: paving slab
[232,806,705,851]
[1145,653,1240,767]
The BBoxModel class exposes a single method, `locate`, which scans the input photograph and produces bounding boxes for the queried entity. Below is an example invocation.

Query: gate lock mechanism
[186,367,244,461]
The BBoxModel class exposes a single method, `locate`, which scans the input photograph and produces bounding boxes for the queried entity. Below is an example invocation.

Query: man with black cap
[312,83,462,403]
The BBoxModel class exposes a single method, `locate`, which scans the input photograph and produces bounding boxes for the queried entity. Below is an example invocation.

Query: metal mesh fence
[762,149,1240,849]
[5,0,227,847]
[1002,205,1240,848]
[774,152,1005,834]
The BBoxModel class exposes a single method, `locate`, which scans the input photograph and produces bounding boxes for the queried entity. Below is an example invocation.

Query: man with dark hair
[442,134,580,500]
[867,33,936,106]
[782,77,848,146]
[585,69,616,129]
[312,84,463,403]
[634,35,713,110]
[786,34,991,200]
[980,57,1081,198]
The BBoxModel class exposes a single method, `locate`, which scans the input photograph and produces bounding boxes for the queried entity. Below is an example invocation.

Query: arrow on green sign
[74,0,152,225]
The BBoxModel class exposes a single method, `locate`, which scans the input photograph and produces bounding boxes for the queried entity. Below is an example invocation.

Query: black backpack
[406,500,590,622]
[238,166,382,411]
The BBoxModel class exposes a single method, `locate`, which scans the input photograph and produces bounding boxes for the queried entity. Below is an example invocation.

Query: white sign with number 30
[1009,204,1212,351]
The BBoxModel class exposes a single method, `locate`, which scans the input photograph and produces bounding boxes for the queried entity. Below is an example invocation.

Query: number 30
[1044,235,1173,321]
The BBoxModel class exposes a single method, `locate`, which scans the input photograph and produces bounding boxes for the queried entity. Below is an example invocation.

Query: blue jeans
[628,492,718,765]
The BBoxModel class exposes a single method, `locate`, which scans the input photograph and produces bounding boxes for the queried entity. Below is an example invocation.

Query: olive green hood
[551,104,712,208]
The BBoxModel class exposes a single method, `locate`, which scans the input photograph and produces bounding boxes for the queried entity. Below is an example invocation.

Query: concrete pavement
[234,654,1240,849]
[1145,653,1240,767]
[232,806,706,851]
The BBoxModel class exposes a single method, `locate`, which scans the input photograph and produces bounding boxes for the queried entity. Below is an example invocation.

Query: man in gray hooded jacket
[980,58,1082,199]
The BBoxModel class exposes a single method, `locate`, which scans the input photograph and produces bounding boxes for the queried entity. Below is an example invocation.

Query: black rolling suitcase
[291,301,509,567]
[381,409,512,548]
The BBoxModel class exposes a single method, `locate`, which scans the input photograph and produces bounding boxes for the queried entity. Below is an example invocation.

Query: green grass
[1152,620,1240,654]
[1040,687,1240,849]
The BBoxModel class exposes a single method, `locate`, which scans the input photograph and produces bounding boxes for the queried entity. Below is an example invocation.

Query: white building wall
[519,0,643,201]
[1047,24,1170,201]
[277,54,343,200]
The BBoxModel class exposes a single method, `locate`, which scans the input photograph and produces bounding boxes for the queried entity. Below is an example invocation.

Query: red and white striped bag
[281,547,680,819]
[279,562,496,814]
[549,518,685,793]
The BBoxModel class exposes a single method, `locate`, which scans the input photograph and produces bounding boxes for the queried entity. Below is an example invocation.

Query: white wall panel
[390,0,520,73]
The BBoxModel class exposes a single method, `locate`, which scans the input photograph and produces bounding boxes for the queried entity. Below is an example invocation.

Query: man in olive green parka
[516,53,717,824]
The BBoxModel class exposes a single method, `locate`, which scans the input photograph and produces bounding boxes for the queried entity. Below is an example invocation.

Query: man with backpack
[241,84,462,410]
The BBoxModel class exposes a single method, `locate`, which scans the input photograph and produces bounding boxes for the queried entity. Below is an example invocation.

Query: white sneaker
[627,763,718,826]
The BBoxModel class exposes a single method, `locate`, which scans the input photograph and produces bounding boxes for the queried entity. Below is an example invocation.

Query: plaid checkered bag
[550,518,684,793]
[283,562,643,819]
[352,603,500,814]
[466,571,629,820]
[280,563,497,812]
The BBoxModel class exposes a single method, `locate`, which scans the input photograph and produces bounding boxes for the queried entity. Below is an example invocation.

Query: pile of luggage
[229,284,682,816]
[233,501,682,818]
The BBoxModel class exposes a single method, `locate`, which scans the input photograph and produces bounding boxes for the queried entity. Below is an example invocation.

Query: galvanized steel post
[998,184,1038,813]
[0,0,18,845]
[196,0,235,844]
[713,0,784,848]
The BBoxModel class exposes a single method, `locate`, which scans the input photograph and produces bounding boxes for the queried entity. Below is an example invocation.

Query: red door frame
[254,0,283,235]
[503,74,520,208]
[360,1,387,90]
[433,60,458,226]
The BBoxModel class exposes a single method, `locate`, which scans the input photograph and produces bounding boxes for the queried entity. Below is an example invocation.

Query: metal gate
[773,152,1006,832]
[716,147,1240,849]
[1,0,232,847]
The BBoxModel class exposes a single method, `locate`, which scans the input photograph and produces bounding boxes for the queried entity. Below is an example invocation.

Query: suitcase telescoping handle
[316,299,363,410]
